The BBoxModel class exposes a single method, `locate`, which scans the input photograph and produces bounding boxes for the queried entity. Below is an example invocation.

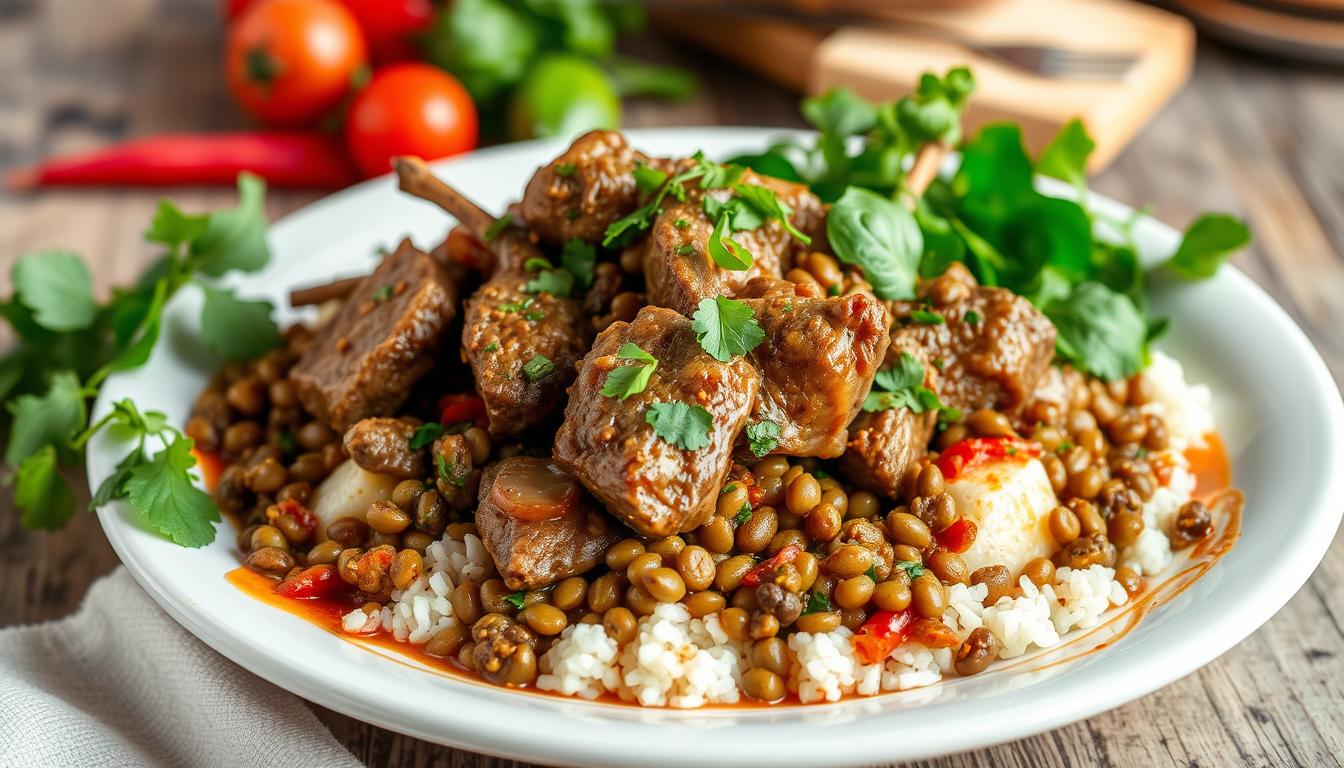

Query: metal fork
[643,1,1140,81]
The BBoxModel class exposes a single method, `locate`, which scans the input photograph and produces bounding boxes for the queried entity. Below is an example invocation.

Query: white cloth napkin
[0,567,363,768]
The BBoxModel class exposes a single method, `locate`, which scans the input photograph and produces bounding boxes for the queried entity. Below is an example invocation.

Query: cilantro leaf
[525,267,575,297]
[409,422,446,450]
[504,590,527,610]
[12,251,97,332]
[802,87,877,138]
[745,420,780,457]
[1167,214,1251,280]
[863,352,943,414]
[436,453,467,489]
[14,445,75,530]
[910,309,944,325]
[1036,118,1094,188]
[733,183,812,244]
[522,354,556,382]
[144,199,209,248]
[894,560,927,580]
[198,285,283,361]
[561,239,596,290]
[733,502,753,525]
[894,68,975,145]
[827,187,922,300]
[6,370,86,465]
[702,194,765,232]
[691,296,764,362]
[645,401,713,451]
[125,436,220,547]
[600,343,658,400]
[483,216,514,241]
[802,589,832,615]
[1045,282,1149,381]
[555,162,578,178]
[189,173,270,276]
[708,212,753,271]
[90,448,149,510]
[633,163,668,194]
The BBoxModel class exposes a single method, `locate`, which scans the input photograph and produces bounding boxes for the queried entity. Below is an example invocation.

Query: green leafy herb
[409,422,446,450]
[11,251,97,332]
[707,213,753,271]
[500,296,544,320]
[865,564,878,582]
[555,162,578,178]
[1035,118,1094,188]
[863,352,944,414]
[732,183,812,244]
[483,216,513,241]
[437,453,467,489]
[674,244,696,256]
[733,502,753,526]
[894,560,927,580]
[827,187,922,300]
[910,309,944,325]
[525,266,575,297]
[6,371,87,465]
[801,589,832,615]
[645,401,713,451]
[14,445,75,531]
[674,218,690,229]
[504,590,527,610]
[721,483,738,495]
[745,420,781,457]
[633,163,668,194]
[1168,214,1252,280]
[561,239,597,290]
[125,436,221,548]
[370,284,394,303]
[965,310,982,325]
[1045,282,1150,381]
[691,295,764,362]
[600,342,658,400]
[198,285,283,361]
[603,153,741,247]
[483,341,499,353]
[522,354,556,382]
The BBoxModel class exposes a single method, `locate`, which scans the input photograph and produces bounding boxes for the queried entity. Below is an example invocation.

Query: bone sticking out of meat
[394,155,497,238]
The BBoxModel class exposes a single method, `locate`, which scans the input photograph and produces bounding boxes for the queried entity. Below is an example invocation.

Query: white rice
[1139,351,1214,452]
[536,623,621,700]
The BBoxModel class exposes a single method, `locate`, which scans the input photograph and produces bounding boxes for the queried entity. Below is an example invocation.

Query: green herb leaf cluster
[691,296,764,362]
[600,342,658,400]
[745,420,781,457]
[645,401,713,452]
[862,352,944,415]
[2,175,281,543]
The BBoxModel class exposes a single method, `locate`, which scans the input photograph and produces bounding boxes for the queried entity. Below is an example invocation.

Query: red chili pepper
[935,517,978,554]
[269,498,318,538]
[934,437,1041,481]
[746,483,765,507]
[741,543,802,588]
[275,564,349,599]
[852,609,915,665]
[438,393,487,428]
[7,132,358,190]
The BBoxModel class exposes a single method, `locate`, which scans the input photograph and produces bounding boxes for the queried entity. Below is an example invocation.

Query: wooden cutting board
[654,0,1195,171]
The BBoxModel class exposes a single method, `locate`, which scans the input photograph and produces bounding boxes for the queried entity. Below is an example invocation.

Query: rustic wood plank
[0,2,1340,765]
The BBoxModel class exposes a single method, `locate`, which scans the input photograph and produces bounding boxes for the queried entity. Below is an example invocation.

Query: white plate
[89,128,1344,767]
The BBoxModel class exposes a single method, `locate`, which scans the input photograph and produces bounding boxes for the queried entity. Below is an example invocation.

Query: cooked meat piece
[740,280,892,458]
[461,275,592,439]
[838,343,939,498]
[891,263,1056,415]
[582,262,624,318]
[641,172,824,317]
[475,458,621,590]
[343,418,425,479]
[554,307,760,537]
[433,432,478,508]
[291,240,457,431]
[520,130,645,245]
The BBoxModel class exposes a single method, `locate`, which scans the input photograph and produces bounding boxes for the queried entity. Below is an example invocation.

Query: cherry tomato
[225,0,369,126]
[344,63,478,178]
[934,436,1041,481]
[335,0,433,64]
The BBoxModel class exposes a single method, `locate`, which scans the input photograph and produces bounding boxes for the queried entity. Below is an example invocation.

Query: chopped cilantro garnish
[408,422,445,450]
[813,469,830,479]
[645,401,713,451]
[933,357,946,370]
[910,309,944,325]
[745,420,780,457]
[863,352,945,415]
[802,589,831,615]
[707,211,753,270]
[827,284,841,296]
[721,483,738,495]
[555,162,578,178]
[781,302,793,312]
[522,354,555,382]
[371,284,394,303]
[600,343,658,400]
[561,239,596,290]
[483,217,512,242]
[674,244,697,256]
[733,502,753,525]
[436,453,466,489]
[277,430,298,458]
[691,295,764,362]
[483,341,499,353]
[565,208,579,220]
[674,218,690,229]
[504,591,526,610]
[894,560,927,580]
[525,267,574,297]
[731,183,812,244]
[1057,441,1075,453]
[965,310,982,325]
[865,564,878,581]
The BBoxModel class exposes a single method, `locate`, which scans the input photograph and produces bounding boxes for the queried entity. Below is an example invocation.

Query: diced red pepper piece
[741,544,802,588]
[275,564,349,600]
[936,517,978,554]
[268,498,318,537]
[852,609,915,665]
[746,483,765,507]
[934,437,1041,481]
[438,393,487,428]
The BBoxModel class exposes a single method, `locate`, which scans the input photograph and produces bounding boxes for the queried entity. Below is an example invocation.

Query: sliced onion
[490,458,579,522]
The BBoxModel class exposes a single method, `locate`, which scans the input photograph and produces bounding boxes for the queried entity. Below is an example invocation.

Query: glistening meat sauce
[222,433,1240,708]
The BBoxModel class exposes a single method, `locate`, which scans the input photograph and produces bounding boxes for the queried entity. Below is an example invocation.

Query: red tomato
[935,517,978,554]
[335,0,433,64]
[741,544,802,588]
[437,392,487,427]
[344,64,478,178]
[225,0,369,126]
[275,564,348,599]
[934,436,1041,481]
[852,609,915,665]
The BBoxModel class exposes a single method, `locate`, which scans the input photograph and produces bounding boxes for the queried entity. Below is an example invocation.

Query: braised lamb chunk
[641,171,825,317]
[891,263,1055,415]
[738,278,891,458]
[520,130,647,245]
[343,418,425,479]
[554,306,760,537]
[475,457,621,590]
[838,344,940,498]
[462,276,592,439]
[291,240,457,431]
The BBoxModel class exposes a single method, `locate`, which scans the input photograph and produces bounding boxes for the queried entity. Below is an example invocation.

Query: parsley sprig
[645,401,713,451]
[2,175,280,542]
[862,352,946,415]
[600,343,658,400]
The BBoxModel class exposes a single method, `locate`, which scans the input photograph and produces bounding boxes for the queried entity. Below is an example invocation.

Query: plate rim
[90,126,1344,767]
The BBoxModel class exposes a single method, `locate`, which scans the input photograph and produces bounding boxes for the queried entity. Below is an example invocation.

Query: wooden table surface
[3,2,1343,766]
